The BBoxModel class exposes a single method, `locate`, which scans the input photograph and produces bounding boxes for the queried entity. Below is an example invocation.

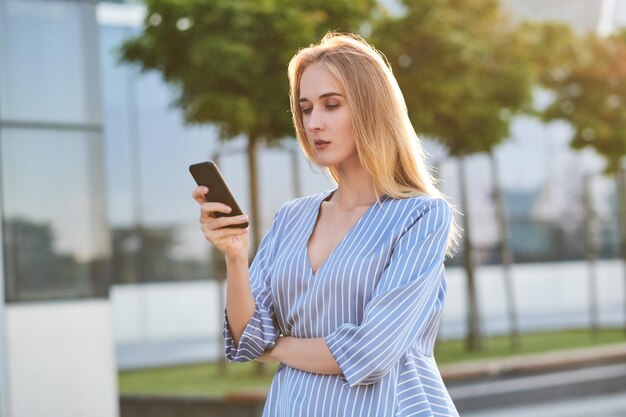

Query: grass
[119,328,626,397]
[434,327,626,364]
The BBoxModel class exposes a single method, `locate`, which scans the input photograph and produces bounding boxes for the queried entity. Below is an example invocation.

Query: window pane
[99,25,135,228]
[1,128,110,302]
[0,0,100,124]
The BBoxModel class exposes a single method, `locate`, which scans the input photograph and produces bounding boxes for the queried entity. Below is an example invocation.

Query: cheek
[339,111,354,142]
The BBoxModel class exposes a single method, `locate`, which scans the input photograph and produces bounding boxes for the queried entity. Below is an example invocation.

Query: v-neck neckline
[305,189,386,277]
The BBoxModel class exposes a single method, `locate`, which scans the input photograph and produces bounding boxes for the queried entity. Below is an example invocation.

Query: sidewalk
[440,342,626,382]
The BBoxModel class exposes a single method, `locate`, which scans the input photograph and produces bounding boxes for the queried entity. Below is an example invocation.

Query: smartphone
[189,161,249,229]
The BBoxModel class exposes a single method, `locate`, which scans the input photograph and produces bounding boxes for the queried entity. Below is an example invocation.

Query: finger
[192,186,209,205]
[204,225,249,240]
[200,202,233,217]
[203,215,249,231]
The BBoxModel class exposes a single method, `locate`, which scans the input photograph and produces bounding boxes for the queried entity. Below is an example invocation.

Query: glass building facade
[1,1,119,416]
[0,0,110,302]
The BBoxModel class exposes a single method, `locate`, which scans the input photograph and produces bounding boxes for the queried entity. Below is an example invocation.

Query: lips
[314,139,331,150]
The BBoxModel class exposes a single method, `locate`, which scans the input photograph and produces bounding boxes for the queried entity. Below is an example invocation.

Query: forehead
[299,63,344,99]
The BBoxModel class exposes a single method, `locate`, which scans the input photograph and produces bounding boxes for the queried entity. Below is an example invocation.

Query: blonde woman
[193,32,459,417]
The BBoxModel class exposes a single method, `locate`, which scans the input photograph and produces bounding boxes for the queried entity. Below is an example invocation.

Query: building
[0,0,118,416]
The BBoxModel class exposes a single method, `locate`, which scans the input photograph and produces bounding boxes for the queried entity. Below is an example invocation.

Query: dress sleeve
[224,206,285,362]
[325,198,452,387]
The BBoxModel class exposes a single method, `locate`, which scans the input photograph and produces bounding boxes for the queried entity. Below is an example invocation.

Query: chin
[313,156,340,167]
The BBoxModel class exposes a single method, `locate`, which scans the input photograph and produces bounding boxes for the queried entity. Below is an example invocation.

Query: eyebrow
[299,92,343,103]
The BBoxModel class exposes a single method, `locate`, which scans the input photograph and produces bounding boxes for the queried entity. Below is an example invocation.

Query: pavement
[117,337,220,370]
[440,342,626,382]
[463,391,626,417]
[441,343,626,413]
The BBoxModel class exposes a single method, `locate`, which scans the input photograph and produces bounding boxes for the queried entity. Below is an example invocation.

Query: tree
[119,0,375,374]
[373,0,533,350]
[119,0,375,254]
[539,30,626,332]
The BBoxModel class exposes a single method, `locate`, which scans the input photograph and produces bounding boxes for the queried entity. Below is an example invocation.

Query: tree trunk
[291,145,302,198]
[246,136,267,375]
[583,173,599,337]
[457,156,484,351]
[247,136,261,255]
[488,151,520,349]
[616,167,626,334]
[214,247,228,374]
[432,158,443,352]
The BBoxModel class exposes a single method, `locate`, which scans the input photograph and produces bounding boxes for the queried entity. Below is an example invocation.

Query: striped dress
[224,189,459,417]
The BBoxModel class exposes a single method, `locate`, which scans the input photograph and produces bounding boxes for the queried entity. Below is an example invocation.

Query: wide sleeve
[223,206,285,362]
[325,198,452,387]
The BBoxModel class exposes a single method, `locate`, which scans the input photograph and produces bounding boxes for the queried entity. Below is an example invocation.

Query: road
[449,363,626,415]
[463,391,626,417]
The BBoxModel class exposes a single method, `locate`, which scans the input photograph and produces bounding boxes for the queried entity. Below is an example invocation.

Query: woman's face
[298,63,358,168]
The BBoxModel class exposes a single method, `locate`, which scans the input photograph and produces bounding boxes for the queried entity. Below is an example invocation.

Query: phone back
[189,161,248,228]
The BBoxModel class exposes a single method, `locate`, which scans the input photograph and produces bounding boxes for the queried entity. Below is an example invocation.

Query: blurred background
[1,0,626,416]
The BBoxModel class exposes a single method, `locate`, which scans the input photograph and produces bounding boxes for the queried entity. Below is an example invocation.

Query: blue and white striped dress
[224,189,459,416]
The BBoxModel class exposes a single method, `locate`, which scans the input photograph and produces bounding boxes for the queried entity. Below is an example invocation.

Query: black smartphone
[189,161,249,229]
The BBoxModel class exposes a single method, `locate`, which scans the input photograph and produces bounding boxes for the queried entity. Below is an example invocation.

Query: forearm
[225,254,255,346]
[271,337,342,375]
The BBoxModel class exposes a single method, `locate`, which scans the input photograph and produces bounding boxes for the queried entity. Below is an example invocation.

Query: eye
[301,107,312,115]
[325,103,338,110]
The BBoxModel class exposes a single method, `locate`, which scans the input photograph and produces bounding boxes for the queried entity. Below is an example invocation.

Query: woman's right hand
[192,186,249,260]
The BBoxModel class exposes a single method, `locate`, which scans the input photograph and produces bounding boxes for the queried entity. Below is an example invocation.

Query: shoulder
[382,195,453,240]
[273,189,332,221]
[388,194,452,220]
[381,195,453,257]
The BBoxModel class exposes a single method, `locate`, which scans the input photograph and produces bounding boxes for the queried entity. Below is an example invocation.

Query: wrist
[271,336,288,362]
[225,252,248,266]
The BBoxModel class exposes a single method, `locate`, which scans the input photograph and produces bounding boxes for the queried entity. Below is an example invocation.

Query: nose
[305,107,323,132]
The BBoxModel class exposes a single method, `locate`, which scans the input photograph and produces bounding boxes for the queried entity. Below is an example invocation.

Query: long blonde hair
[288,32,458,254]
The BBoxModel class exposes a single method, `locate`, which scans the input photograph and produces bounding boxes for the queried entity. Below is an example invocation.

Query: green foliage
[538,30,626,173]
[435,327,626,363]
[120,0,375,144]
[373,0,533,156]
[516,21,580,89]
[120,360,279,396]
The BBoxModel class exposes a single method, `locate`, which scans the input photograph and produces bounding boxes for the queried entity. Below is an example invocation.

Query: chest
[306,203,370,274]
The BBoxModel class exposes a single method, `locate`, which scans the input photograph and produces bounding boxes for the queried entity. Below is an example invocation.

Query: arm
[194,185,283,361]
[258,337,342,375]
[223,208,286,362]
[224,253,255,347]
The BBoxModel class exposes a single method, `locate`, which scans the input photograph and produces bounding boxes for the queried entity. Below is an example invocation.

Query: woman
[192,32,459,417]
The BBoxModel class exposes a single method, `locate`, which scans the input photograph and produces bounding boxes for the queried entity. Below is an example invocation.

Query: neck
[331,161,380,208]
